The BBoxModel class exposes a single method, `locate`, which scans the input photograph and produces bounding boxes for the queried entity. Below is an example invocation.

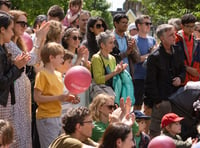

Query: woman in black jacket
[0,10,29,140]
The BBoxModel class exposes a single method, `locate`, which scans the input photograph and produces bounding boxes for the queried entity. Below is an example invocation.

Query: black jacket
[144,44,186,107]
[0,45,23,107]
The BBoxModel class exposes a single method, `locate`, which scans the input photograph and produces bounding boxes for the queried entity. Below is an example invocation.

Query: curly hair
[62,106,90,134]
[89,93,114,122]
[62,27,79,49]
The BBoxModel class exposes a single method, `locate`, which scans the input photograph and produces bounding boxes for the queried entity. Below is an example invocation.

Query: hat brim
[174,117,184,122]
[136,116,151,120]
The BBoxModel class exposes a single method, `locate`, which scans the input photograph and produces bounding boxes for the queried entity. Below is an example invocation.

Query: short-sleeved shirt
[133,35,156,79]
[34,69,64,119]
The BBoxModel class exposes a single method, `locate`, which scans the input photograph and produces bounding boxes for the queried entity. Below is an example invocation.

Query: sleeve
[62,138,83,148]
[91,123,105,142]
[0,53,23,90]
[144,54,161,106]
[173,135,192,148]
[91,55,106,84]
[34,71,46,92]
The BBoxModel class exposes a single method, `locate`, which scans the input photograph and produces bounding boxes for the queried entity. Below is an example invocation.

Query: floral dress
[4,41,39,148]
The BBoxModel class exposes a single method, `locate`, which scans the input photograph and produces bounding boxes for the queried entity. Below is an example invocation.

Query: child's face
[51,54,64,69]
[138,119,147,132]
[167,121,182,135]
[57,59,72,74]
[70,5,80,14]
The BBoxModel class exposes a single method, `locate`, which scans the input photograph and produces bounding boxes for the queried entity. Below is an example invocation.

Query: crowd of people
[0,0,200,148]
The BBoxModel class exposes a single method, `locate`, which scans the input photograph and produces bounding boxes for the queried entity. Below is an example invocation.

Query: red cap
[161,113,184,128]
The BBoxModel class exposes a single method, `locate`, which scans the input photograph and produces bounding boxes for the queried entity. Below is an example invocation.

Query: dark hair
[99,122,132,148]
[62,106,90,134]
[181,13,197,25]
[113,13,128,28]
[47,5,65,21]
[86,16,107,59]
[0,0,11,9]
[69,0,82,8]
[135,15,150,30]
[62,27,79,49]
[33,14,47,29]
[0,10,13,29]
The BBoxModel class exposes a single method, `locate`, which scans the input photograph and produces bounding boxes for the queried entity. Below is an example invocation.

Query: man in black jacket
[144,24,186,138]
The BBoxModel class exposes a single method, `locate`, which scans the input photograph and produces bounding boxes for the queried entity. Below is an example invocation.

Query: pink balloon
[148,135,176,148]
[22,32,33,52]
[64,66,92,94]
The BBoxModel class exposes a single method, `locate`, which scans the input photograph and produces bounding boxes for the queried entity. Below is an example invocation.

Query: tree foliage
[10,0,113,28]
[139,0,200,25]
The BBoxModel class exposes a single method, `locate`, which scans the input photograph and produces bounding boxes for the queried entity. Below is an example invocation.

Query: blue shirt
[133,35,156,79]
[114,32,130,72]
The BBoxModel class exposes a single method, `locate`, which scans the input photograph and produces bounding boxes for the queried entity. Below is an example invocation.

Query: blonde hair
[89,93,114,121]
[9,10,27,52]
[46,20,62,43]
[0,119,14,146]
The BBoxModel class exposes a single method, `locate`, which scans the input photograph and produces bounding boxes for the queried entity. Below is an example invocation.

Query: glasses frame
[16,21,28,28]
[71,35,82,41]
[95,23,103,29]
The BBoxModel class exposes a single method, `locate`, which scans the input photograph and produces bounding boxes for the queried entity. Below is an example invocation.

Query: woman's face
[101,36,115,53]
[117,131,134,148]
[99,98,115,120]
[90,20,105,36]
[67,31,81,49]
[1,21,14,44]
[14,15,28,36]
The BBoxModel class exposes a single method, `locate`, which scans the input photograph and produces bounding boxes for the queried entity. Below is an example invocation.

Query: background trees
[140,0,200,25]
[10,0,113,28]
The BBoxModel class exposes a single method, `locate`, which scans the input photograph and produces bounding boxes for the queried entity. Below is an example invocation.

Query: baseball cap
[161,113,184,128]
[128,23,136,31]
[133,110,151,120]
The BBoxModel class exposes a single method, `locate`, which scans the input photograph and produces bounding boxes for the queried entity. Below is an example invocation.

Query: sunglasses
[106,105,116,110]
[95,23,103,29]
[142,22,152,26]
[71,36,82,41]
[16,21,28,28]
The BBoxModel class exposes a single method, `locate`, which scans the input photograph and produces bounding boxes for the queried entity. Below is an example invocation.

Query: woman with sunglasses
[83,16,107,60]
[89,93,138,143]
[62,27,89,67]
[4,10,49,148]
[89,93,116,142]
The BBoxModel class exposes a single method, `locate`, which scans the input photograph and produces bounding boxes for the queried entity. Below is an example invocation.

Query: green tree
[10,0,113,28]
[138,0,200,25]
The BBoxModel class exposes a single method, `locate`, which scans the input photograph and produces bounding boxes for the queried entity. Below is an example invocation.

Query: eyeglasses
[16,21,28,28]
[82,120,93,124]
[71,36,82,41]
[184,24,195,29]
[142,22,152,26]
[106,105,116,110]
[95,23,103,29]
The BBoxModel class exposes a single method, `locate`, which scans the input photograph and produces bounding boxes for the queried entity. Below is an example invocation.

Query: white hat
[128,23,136,31]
